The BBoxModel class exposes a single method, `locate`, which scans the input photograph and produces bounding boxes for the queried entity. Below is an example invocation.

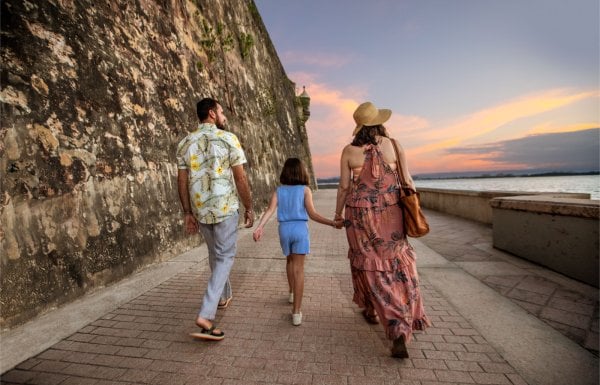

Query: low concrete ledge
[490,195,600,218]
[418,187,590,224]
[491,195,599,287]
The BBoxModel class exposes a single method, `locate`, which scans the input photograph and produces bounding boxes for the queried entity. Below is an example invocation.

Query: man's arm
[177,169,192,213]
[231,164,254,227]
[177,169,198,234]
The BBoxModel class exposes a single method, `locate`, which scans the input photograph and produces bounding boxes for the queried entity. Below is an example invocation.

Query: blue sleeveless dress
[277,185,309,256]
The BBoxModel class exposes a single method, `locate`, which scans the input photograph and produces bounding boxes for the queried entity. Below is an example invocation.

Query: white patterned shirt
[176,123,247,224]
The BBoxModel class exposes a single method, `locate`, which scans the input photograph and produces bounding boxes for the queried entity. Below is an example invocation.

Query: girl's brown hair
[280,158,309,186]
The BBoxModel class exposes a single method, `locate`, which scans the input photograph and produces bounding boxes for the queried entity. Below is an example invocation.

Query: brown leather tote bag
[391,139,430,237]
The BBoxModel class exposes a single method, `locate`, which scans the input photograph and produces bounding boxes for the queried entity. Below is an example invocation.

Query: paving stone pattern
[2,192,531,385]
[419,210,599,355]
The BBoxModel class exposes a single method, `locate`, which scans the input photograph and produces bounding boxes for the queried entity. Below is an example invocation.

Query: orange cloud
[291,73,598,178]
[419,89,597,143]
[408,88,599,173]
[385,114,430,145]
[526,122,598,136]
[412,151,527,174]
[292,72,436,178]
[310,152,341,178]
[290,72,360,177]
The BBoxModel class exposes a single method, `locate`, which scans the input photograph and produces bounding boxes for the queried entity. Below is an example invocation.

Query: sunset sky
[254,0,599,178]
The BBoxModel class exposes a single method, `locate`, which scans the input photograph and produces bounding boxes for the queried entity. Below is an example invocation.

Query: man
[176,98,253,341]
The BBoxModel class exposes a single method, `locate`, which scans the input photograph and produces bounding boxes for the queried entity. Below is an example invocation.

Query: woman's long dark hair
[351,124,388,146]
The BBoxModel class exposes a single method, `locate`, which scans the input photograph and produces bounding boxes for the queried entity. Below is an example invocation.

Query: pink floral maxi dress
[344,144,430,341]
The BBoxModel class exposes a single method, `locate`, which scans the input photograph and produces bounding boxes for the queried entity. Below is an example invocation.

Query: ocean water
[414,175,600,200]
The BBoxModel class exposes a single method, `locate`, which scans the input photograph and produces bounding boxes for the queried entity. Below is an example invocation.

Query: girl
[253,158,341,326]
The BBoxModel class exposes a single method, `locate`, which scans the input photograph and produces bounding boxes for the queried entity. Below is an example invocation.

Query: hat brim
[353,109,392,135]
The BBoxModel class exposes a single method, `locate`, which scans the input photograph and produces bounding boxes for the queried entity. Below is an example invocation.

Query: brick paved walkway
[1,191,596,385]
[419,210,599,355]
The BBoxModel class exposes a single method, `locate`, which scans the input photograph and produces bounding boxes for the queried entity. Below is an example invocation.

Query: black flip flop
[190,325,225,341]
[218,296,232,309]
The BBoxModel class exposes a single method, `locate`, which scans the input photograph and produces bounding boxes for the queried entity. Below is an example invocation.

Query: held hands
[332,212,344,229]
[332,219,344,229]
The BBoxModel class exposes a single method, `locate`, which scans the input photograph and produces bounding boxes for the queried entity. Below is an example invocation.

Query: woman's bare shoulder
[382,137,404,151]
[380,136,398,144]
[379,137,401,162]
[389,136,404,147]
[342,144,367,169]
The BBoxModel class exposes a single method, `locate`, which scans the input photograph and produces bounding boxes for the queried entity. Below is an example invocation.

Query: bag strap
[390,138,408,187]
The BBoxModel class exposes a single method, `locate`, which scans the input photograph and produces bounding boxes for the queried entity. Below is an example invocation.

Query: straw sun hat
[352,102,392,135]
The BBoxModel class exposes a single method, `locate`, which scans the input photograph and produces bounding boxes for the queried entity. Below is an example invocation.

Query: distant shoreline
[317,170,599,185]
[413,170,600,181]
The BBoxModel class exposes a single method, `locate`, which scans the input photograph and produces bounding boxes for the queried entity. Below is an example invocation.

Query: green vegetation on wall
[200,20,234,62]
[239,32,254,60]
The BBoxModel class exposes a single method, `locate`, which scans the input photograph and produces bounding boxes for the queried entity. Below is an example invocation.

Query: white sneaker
[288,292,294,304]
[292,312,302,326]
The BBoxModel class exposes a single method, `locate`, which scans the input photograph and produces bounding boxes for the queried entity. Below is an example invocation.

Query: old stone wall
[0,0,313,328]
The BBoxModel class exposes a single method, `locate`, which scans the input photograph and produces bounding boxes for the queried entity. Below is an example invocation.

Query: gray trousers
[197,213,238,320]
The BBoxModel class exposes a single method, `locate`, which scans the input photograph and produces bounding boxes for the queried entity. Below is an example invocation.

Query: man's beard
[216,120,226,130]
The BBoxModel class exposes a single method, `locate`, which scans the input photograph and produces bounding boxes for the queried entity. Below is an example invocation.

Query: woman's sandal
[391,335,409,358]
[190,324,225,341]
[362,309,379,325]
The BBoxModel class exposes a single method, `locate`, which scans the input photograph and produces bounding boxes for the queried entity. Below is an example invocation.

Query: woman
[334,101,430,358]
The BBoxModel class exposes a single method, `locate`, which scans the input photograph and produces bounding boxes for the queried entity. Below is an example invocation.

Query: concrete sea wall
[418,187,591,225]
[418,188,599,287]
[491,196,599,287]
[0,0,313,328]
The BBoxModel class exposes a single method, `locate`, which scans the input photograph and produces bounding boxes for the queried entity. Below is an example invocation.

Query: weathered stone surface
[490,195,600,218]
[0,0,313,328]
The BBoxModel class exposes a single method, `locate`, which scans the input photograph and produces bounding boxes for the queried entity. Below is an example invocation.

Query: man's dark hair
[351,124,388,146]
[197,98,219,121]
[280,158,309,186]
